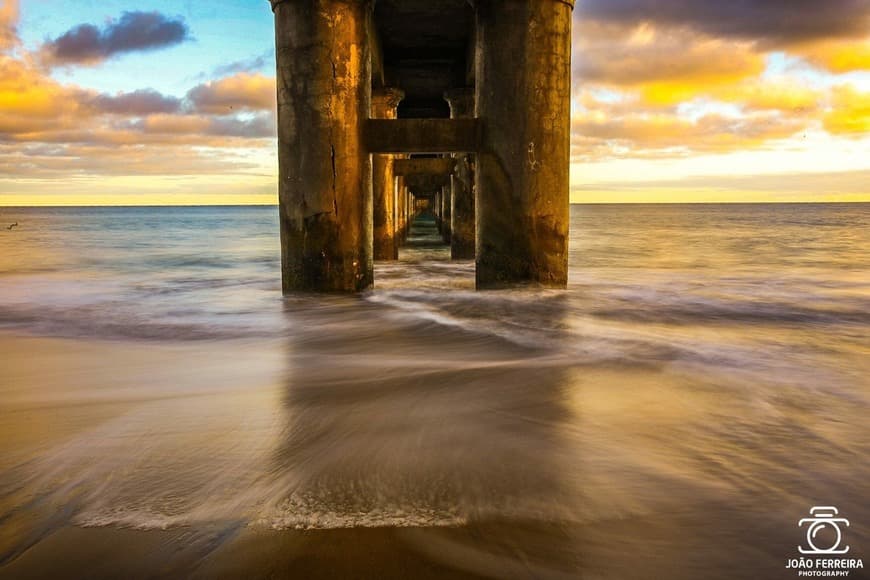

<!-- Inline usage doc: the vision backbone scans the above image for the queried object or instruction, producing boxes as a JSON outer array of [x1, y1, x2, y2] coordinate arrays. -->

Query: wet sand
[[2, 331, 866, 579], [0, 510, 800, 580]]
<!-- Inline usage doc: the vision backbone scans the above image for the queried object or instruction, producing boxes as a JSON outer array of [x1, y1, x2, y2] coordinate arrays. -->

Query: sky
[[0, 0, 868, 205]]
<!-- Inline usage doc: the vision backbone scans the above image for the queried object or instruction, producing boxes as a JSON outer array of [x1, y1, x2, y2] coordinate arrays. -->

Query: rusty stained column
[[475, 0, 573, 288], [272, 0, 372, 292], [371, 88, 404, 261], [444, 88, 475, 259]]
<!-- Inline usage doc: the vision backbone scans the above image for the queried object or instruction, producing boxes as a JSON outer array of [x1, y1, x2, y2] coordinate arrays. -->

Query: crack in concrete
[[330, 143, 338, 217], [329, 57, 339, 218]]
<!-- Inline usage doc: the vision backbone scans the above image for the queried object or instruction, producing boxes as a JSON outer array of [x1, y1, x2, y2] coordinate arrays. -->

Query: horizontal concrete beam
[[365, 119, 479, 154], [393, 157, 456, 177], [405, 173, 451, 191]]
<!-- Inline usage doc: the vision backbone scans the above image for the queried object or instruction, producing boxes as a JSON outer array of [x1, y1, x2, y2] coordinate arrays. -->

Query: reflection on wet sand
[[263, 292, 580, 577]]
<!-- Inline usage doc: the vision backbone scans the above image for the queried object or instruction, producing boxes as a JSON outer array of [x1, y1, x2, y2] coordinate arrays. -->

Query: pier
[[271, 0, 573, 292]]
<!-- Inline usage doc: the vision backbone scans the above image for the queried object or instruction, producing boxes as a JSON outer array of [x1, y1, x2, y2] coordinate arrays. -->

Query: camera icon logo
[[798, 506, 850, 555]]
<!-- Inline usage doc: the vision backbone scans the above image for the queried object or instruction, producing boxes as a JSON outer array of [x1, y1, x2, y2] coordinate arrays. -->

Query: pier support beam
[[371, 88, 404, 261], [444, 88, 476, 259], [475, 0, 573, 288], [273, 0, 372, 292]]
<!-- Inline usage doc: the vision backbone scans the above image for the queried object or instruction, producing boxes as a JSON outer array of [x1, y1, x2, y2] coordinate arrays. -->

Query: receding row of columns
[[271, 0, 573, 292], [371, 88, 404, 261], [445, 88, 475, 260]]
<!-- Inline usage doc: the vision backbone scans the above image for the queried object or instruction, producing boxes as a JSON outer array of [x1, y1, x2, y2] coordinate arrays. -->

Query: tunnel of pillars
[[271, 0, 573, 292]]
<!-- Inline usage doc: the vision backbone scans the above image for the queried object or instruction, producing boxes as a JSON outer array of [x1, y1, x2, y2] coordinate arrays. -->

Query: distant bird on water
[[7, 222, 18, 230]]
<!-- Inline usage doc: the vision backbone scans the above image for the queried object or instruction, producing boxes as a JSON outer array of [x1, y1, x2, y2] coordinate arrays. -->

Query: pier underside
[[271, 0, 573, 292]]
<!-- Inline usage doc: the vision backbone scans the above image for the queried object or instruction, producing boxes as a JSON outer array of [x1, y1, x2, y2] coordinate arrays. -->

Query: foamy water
[[0, 204, 868, 577]]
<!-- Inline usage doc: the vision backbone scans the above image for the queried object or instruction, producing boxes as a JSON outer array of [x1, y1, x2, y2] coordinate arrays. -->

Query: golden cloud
[[0, 141, 269, 178], [0, 57, 89, 119], [797, 38, 870, 73], [186, 73, 276, 114], [0, 0, 18, 52], [0, 45, 276, 179], [574, 22, 765, 105], [824, 85, 870, 135], [571, 91, 810, 162], [712, 80, 823, 113]]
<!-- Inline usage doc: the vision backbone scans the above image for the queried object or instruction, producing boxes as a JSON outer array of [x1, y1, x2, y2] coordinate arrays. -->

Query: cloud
[[713, 80, 823, 113], [798, 38, 870, 73], [41, 11, 189, 66], [130, 112, 275, 139], [576, 0, 870, 46], [576, 169, 870, 194], [0, 56, 88, 122], [0, 50, 276, 181], [212, 50, 273, 77], [186, 73, 275, 114], [0, 0, 18, 52], [0, 141, 268, 178], [91, 89, 182, 115], [567, 13, 839, 161], [570, 94, 810, 162], [824, 85, 870, 135], [573, 1, 870, 78], [574, 23, 765, 104]]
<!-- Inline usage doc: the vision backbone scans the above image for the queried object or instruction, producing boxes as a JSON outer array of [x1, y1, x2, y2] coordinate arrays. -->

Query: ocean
[[0, 204, 868, 579]]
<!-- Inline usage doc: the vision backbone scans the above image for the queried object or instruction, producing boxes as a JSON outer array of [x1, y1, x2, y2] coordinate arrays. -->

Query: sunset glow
[[0, 0, 868, 204]]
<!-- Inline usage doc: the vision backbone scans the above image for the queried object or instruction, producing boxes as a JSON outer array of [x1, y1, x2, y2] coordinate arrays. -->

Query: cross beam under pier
[[393, 158, 456, 178], [365, 119, 479, 154]]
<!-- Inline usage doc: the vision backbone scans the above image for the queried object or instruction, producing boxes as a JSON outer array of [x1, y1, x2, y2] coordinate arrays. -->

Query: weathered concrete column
[[397, 177, 407, 240], [392, 175, 400, 244], [441, 184, 452, 244], [371, 88, 404, 261], [394, 174, 404, 243], [444, 88, 476, 259], [475, 0, 573, 288], [406, 189, 413, 233], [272, 0, 372, 292], [434, 189, 442, 232]]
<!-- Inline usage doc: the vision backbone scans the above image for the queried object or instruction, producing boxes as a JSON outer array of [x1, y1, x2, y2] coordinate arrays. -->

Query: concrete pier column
[[272, 0, 372, 292], [441, 184, 452, 244], [398, 179, 407, 240], [444, 88, 476, 259], [394, 174, 404, 242], [406, 189, 413, 233], [434, 189, 442, 232], [371, 88, 404, 261], [475, 0, 573, 288]]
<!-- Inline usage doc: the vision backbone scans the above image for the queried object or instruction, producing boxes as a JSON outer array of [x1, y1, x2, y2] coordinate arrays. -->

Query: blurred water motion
[[0, 204, 867, 578]]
